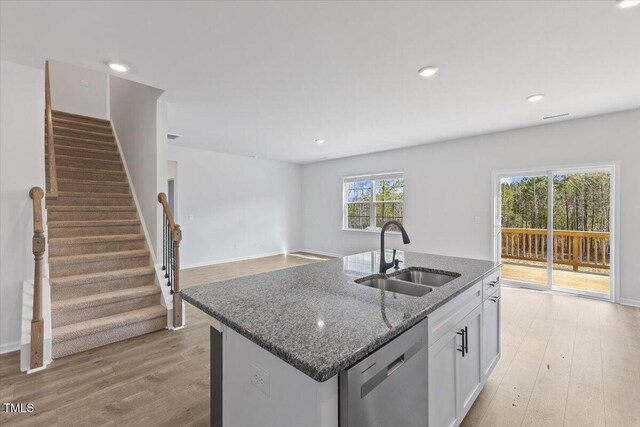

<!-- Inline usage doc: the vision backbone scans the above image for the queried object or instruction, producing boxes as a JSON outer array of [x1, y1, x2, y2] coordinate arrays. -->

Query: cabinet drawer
[[482, 269, 500, 299], [427, 282, 482, 347]]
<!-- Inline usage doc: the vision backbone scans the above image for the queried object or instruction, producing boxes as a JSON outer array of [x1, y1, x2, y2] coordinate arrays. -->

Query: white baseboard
[[619, 298, 640, 307], [0, 340, 20, 355], [293, 248, 344, 258]]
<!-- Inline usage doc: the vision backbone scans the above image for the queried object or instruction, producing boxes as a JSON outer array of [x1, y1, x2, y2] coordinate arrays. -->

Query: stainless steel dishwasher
[[339, 318, 428, 427]]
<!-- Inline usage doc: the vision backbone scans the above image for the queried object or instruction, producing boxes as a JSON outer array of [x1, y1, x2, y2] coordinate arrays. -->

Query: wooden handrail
[[158, 193, 183, 328], [29, 187, 45, 370], [501, 227, 610, 271], [45, 60, 58, 198]]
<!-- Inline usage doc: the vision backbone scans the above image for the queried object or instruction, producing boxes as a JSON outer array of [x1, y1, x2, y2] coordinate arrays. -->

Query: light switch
[[188, 214, 194, 220], [473, 216, 481, 224], [80, 79, 89, 87]]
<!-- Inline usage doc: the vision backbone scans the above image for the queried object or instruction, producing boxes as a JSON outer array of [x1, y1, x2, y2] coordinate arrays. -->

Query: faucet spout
[[379, 220, 411, 273]]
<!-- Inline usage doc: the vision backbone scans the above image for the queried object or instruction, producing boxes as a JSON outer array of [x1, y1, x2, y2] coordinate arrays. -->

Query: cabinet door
[[428, 329, 459, 427], [482, 290, 501, 378], [456, 304, 483, 418]]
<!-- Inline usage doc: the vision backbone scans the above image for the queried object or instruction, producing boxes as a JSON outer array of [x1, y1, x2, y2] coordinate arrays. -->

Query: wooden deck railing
[[29, 187, 45, 370], [158, 193, 183, 328], [501, 228, 610, 270], [44, 60, 58, 198]]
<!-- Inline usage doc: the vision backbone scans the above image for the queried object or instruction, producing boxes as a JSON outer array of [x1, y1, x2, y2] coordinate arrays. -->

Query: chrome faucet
[[379, 220, 411, 273]]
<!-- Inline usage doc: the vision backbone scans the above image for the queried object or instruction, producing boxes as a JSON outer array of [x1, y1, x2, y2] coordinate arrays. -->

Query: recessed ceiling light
[[317, 320, 325, 327], [526, 94, 545, 103], [418, 66, 439, 78], [315, 139, 325, 144], [616, 0, 640, 8], [106, 61, 129, 72]]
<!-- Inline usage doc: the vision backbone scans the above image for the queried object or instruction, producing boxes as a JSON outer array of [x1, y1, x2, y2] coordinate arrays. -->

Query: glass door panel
[[499, 175, 549, 289], [552, 171, 611, 297]]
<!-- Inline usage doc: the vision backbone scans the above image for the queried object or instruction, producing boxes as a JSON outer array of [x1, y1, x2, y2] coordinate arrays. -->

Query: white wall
[[0, 60, 45, 352], [167, 145, 302, 267], [301, 109, 640, 302], [109, 76, 164, 262], [49, 60, 108, 119]]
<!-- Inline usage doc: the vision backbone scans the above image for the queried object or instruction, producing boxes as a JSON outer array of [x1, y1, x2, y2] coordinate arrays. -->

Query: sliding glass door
[[499, 174, 549, 290], [496, 165, 613, 299], [551, 170, 611, 297]]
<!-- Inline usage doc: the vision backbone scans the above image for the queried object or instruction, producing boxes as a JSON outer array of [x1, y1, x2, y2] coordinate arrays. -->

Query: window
[[343, 171, 404, 231]]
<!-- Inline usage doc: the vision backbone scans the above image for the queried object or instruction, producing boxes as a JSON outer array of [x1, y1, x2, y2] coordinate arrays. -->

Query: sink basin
[[391, 269, 459, 287], [356, 278, 433, 297]]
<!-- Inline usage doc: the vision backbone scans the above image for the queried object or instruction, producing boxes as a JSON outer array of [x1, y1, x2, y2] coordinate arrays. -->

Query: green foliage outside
[[346, 178, 404, 230], [501, 173, 610, 232]]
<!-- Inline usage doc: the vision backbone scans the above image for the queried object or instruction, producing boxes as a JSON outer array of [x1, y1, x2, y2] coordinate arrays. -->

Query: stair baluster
[[158, 193, 183, 328]]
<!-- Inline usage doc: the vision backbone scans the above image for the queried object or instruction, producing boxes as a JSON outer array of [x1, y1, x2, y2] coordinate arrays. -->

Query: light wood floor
[[1, 253, 638, 427], [502, 262, 610, 295], [462, 287, 640, 427]]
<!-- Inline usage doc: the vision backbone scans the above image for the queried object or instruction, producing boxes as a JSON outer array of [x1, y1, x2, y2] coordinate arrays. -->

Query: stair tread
[[52, 117, 111, 131], [52, 110, 110, 125], [48, 219, 140, 227], [53, 305, 166, 342], [56, 178, 129, 186], [50, 266, 156, 287], [47, 134, 116, 148], [53, 125, 113, 138], [55, 191, 132, 198], [49, 233, 145, 244], [47, 206, 136, 212], [49, 144, 119, 156], [49, 249, 149, 265], [56, 166, 124, 175], [55, 154, 121, 164], [52, 285, 160, 311]]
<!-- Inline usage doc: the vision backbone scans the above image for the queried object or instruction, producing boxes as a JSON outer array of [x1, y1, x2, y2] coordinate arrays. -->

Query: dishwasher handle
[[359, 340, 422, 398], [387, 354, 405, 376]]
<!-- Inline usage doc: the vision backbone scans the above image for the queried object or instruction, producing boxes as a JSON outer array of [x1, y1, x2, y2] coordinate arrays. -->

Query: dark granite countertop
[[181, 250, 500, 382]]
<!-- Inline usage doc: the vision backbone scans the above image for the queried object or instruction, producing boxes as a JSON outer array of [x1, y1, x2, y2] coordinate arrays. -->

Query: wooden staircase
[[46, 110, 166, 359]]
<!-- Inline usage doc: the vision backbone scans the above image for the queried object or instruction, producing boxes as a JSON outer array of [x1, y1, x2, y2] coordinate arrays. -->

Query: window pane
[[347, 203, 371, 229], [375, 178, 404, 201], [346, 180, 372, 202], [375, 202, 403, 230]]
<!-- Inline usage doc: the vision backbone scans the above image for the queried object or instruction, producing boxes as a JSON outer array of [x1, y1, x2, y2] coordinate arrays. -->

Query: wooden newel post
[[29, 187, 45, 370], [172, 225, 182, 328]]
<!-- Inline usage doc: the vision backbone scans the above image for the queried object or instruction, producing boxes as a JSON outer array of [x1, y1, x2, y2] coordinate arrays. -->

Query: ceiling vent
[[543, 113, 570, 120], [167, 133, 182, 140]]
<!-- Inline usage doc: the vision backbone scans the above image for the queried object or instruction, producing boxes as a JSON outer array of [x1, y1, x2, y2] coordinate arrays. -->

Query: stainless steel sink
[[356, 278, 433, 297], [391, 269, 458, 287]]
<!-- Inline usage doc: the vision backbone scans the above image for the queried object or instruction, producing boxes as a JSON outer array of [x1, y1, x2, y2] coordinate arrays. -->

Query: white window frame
[[342, 171, 404, 233]]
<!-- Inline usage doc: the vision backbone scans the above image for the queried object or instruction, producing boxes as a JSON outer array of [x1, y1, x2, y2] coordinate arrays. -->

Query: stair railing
[[45, 60, 58, 198], [158, 193, 183, 327], [29, 187, 45, 370]]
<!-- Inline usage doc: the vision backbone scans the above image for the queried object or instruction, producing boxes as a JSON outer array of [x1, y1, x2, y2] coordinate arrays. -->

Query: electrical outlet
[[250, 364, 270, 397], [473, 216, 480, 224]]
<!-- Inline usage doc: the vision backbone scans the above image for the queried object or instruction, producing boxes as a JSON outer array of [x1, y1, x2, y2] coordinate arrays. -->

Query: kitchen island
[[181, 250, 501, 427]]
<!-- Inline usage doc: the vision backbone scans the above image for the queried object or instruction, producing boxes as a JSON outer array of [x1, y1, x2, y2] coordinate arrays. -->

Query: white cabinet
[[482, 288, 501, 378], [428, 328, 459, 427], [427, 268, 501, 427], [457, 304, 483, 417]]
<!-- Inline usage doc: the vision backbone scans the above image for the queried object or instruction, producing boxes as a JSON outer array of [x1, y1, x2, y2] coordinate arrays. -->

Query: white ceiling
[[2, 1, 639, 164]]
